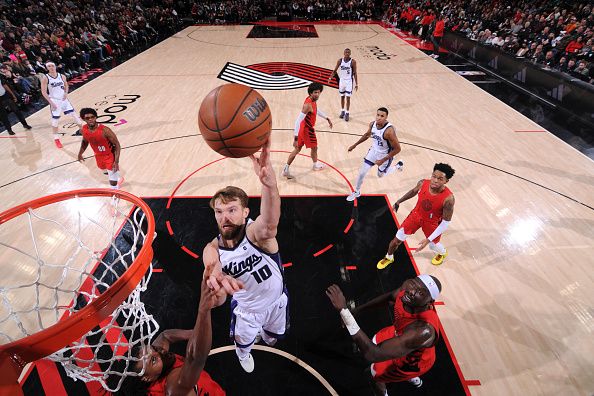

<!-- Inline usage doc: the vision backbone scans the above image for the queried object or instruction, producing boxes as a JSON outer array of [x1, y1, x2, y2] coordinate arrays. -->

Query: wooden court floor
[[1, 23, 593, 395]]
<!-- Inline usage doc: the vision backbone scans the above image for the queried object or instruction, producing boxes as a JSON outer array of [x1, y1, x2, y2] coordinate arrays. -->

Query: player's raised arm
[[166, 279, 221, 395], [248, 138, 280, 247]]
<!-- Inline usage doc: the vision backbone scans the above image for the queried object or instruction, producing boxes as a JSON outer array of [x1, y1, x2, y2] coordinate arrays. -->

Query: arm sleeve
[[294, 112, 306, 136], [317, 108, 328, 120], [428, 219, 450, 242]]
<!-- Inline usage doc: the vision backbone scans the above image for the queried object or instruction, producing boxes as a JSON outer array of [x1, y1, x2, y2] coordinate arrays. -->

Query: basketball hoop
[[0, 189, 158, 395]]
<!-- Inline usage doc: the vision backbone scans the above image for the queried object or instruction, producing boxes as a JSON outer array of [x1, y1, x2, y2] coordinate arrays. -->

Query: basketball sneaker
[[239, 353, 255, 373], [431, 250, 448, 265], [377, 256, 394, 270], [339, 110, 345, 119], [346, 190, 361, 201], [395, 160, 404, 171], [345, 113, 350, 122], [54, 139, 63, 149], [281, 168, 294, 179], [71, 129, 82, 136], [408, 377, 423, 388], [313, 163, 325, 171]]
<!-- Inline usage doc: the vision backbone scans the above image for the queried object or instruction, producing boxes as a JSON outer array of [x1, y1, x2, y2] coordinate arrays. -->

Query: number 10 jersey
[[218, 219, 284, 312]]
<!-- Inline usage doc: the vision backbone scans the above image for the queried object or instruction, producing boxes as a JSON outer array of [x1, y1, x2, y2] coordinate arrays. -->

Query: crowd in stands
[[2, 0, 592, 131], [189, 1, 377, 24], [0, 0, 184, 121], [383, 1, 594, 84]]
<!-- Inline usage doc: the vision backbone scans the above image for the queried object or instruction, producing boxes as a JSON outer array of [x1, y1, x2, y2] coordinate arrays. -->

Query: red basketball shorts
[[95, 154, 115, 171], [298, 127, 317, 148], [400, 211, 442, 242]]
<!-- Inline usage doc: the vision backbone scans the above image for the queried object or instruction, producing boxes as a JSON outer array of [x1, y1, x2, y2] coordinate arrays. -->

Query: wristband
[[340, 308, 361, 335]]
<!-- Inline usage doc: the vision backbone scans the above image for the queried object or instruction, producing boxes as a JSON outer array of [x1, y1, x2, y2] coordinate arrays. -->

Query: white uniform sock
[[429, 242, 446, 255], [355, 162, 373, 191]]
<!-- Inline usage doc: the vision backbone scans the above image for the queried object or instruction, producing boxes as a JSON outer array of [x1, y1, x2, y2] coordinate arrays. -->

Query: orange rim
[[0, 189, 155, 390]]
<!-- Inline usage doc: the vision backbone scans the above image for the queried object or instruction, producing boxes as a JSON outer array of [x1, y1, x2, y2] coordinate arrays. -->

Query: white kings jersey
[[218, 220, 284, 312], [370, 121, 393, 155], [338, 58, 353, 81], [46, 73, 65, 100]]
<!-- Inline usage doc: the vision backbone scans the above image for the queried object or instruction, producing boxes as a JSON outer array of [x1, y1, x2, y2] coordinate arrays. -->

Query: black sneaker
[[23, 124, 32, 130], [339, 110, 345, 119], [72, 130, 82, 136], [8, 130, 15, 135], [345, 113, 350, 121]]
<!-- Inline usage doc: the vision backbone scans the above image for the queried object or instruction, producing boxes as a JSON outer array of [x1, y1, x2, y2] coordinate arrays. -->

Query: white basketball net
[[0, 194, 159, 392]]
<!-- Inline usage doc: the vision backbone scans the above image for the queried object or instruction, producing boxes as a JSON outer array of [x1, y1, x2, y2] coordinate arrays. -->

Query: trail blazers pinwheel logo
[[218, 62, 339, 90]]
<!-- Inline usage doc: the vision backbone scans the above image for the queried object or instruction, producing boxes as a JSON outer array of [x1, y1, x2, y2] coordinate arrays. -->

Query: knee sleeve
[[395, 227, 409, 241]]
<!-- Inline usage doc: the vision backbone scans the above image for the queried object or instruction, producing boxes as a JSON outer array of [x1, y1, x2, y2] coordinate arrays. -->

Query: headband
[[417, 274, 440, 300]]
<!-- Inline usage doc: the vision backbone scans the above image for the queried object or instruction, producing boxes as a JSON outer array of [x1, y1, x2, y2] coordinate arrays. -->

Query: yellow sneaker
[[377, 257, 394, 269], [431, 250, 448, 266]]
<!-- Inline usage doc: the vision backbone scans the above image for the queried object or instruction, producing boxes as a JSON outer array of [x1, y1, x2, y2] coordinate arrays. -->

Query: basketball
[[198, 84, 272, 158]]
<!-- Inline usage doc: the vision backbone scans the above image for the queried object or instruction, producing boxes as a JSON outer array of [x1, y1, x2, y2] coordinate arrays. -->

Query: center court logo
[[218, 62, 339, 90]]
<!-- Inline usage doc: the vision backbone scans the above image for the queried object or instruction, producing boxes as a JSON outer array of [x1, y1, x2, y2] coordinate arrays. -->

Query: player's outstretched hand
[[206, 272, 243, 306], [326, 284, 347, 311], [416, 238, 430, 252], [249, 138, 275, 187], [77, 154, 85, 163], [199, 277, 223, 311]]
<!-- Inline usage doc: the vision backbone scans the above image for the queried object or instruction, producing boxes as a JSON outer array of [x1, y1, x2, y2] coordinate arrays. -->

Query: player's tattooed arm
[[442, 195, 455, 221]]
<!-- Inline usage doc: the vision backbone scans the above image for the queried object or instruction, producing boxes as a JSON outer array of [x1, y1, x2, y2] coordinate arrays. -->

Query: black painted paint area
[[143, 196, 467, 396], [247, 25, 318, 38]]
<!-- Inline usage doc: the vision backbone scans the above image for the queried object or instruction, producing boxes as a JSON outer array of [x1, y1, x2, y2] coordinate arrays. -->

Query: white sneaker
[[346, 190, 361, 201], [239, 353, 255, 373], [313, 163, 325, 171], [281, 168, 295, 179], [408, 376, 423, 388]]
